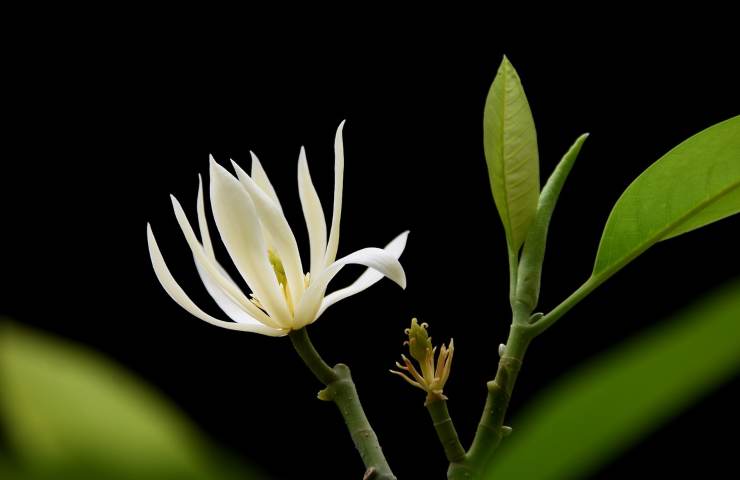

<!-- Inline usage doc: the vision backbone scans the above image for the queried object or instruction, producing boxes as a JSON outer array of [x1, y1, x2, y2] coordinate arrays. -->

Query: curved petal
[[318, 231, 409, 317], [193, 261, 264, 326], [250, 151, 282, 210], [298, 146, 327, 276], [147, 224, 286, 337], [294, 246, 407, 328], [194, 174, 276, 326], [196, 174, 214, 258], [323, 120, 345, 267], [171, 195, 284, 330], [231, 160, 305, 306], [208, 159, 293, 327]]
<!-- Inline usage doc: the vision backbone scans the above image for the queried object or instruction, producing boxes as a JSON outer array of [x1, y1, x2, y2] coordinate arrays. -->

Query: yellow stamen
[[267, 249, 288, 287]]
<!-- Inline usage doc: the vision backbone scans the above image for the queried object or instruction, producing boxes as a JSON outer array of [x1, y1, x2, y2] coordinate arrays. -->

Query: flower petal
[[208, 159, 292, 326], [196, 174, 214, 258], [193, 260, 264, 326], [193, 180, 280, 327], [323, 120, 345, 267], [171, 194, 284, 330], [318, 231, 409, 317], [250, 151, 282, 210], [297, 146, 328, 276], [146, 224, 286, 337], [231, 159, 305, 306], [294, 246, 407, 328]]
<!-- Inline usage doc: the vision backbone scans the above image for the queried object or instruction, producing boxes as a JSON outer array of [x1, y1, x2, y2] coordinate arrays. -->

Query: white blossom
[[147, 122, 408, 336]]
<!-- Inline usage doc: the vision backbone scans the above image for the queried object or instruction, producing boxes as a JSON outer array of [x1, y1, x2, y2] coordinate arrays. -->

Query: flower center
[[267, 249, 294, 317], [250, 250, 311, 321], [267, 249, 287, 286]]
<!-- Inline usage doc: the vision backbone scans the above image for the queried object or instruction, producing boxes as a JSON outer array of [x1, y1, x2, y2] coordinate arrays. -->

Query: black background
[[3, 10, 739, 479]]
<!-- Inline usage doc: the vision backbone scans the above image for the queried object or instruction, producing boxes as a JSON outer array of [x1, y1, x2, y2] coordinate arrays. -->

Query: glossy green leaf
[[484, 55, 540, 252], [593, 116, 740, 279], [0, 322, 256, 479], [485, 278, 740, 479]]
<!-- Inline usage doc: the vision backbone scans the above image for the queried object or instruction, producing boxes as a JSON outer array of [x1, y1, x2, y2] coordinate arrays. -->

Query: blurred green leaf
[[0, 322, 258, 479], [593, 116, 740, 279], [484, 55, 540, 252], [484, 278, 740, 479]]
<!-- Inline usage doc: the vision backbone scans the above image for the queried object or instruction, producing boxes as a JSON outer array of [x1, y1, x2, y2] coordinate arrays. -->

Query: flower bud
[[391, 318, 454, 404]]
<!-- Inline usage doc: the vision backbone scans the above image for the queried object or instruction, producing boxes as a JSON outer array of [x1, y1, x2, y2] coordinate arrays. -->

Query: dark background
[[3, 11, 739, 479]]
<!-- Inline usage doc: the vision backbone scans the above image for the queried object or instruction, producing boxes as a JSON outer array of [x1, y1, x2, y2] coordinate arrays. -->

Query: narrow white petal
[[319, 231, 409, 316], [250, 151, 282, 209], [146, 224, 286, 337], [208, 159, 293, 327], [294, 245, 407, 328], [193, 260, 264, 326], [323, 120, 345, 267], [231, 160, 305, 306], [196, 179, 267, 326], [171, 194, 284, 330], [297, 146, 328, 276], [196, 174, 214, 258]]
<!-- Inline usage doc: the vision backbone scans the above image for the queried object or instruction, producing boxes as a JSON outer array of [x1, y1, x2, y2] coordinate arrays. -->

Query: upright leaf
[[0, 322, 257, 479], [485, 278, 740, 479], [516, 134, 589, 309], [484, 55, 540, 252], [593, 115, 740, 279]]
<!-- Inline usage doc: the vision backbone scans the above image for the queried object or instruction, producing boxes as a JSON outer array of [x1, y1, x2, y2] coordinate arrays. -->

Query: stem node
[[289, 328, 396, 479]]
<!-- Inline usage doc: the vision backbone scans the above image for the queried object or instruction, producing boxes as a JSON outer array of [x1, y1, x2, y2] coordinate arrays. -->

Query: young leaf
[[593, 115, 740, 279], [0, 322, 257, 479], [516, 134, 589, 310], [485, 278, 740, 479], [484, 55, 540, 253]]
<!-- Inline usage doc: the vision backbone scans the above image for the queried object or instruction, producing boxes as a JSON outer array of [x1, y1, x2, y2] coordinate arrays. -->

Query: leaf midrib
[[593, 177, 740, 282], [499, 60, 512, 246]]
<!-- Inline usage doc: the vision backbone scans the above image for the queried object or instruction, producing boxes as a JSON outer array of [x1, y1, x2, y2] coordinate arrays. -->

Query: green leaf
[[593, 115, 740, 279], [516, 133, 589, 310], [484, 55, 540, 252], [484, 278, 740, 479], [0, 322, 257, 479]]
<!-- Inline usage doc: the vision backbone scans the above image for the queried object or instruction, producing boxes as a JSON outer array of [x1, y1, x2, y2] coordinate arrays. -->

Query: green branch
[[426, 397, 466, 465], [531, 276, 601, 335], [289, 328, 396, 480], [459, 323, 534, 478], [448, 134, 591, 477]]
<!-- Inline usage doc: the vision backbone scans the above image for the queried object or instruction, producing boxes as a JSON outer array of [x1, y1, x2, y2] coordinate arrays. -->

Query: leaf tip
[[500, 54, 512, 70]]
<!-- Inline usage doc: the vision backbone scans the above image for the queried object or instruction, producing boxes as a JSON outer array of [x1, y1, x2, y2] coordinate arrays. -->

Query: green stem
[[426, 397, 466, 464], [507, 247, 519, 309], [531, 275, 602, 335], [462, 323, 533, 477], [289, 328, 396, 480]]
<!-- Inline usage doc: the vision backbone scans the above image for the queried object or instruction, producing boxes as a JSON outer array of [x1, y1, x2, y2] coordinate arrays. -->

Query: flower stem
[[289, 328, 396, 480], [426, 397, 466, 464], [290, 326, 337, 385]]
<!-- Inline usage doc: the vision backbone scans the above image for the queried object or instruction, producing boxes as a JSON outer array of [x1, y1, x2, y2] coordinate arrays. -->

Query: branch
[[289, 328, 396, 480], [461, 323, 533, 476], [426, 397, 466, 464]]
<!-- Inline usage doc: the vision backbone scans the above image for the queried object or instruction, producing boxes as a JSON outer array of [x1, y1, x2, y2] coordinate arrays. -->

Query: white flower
[[147, 122, 409, 336]]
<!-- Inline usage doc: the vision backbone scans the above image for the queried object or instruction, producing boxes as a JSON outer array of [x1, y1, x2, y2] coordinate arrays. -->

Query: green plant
[[136, 55, 738, 479]]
